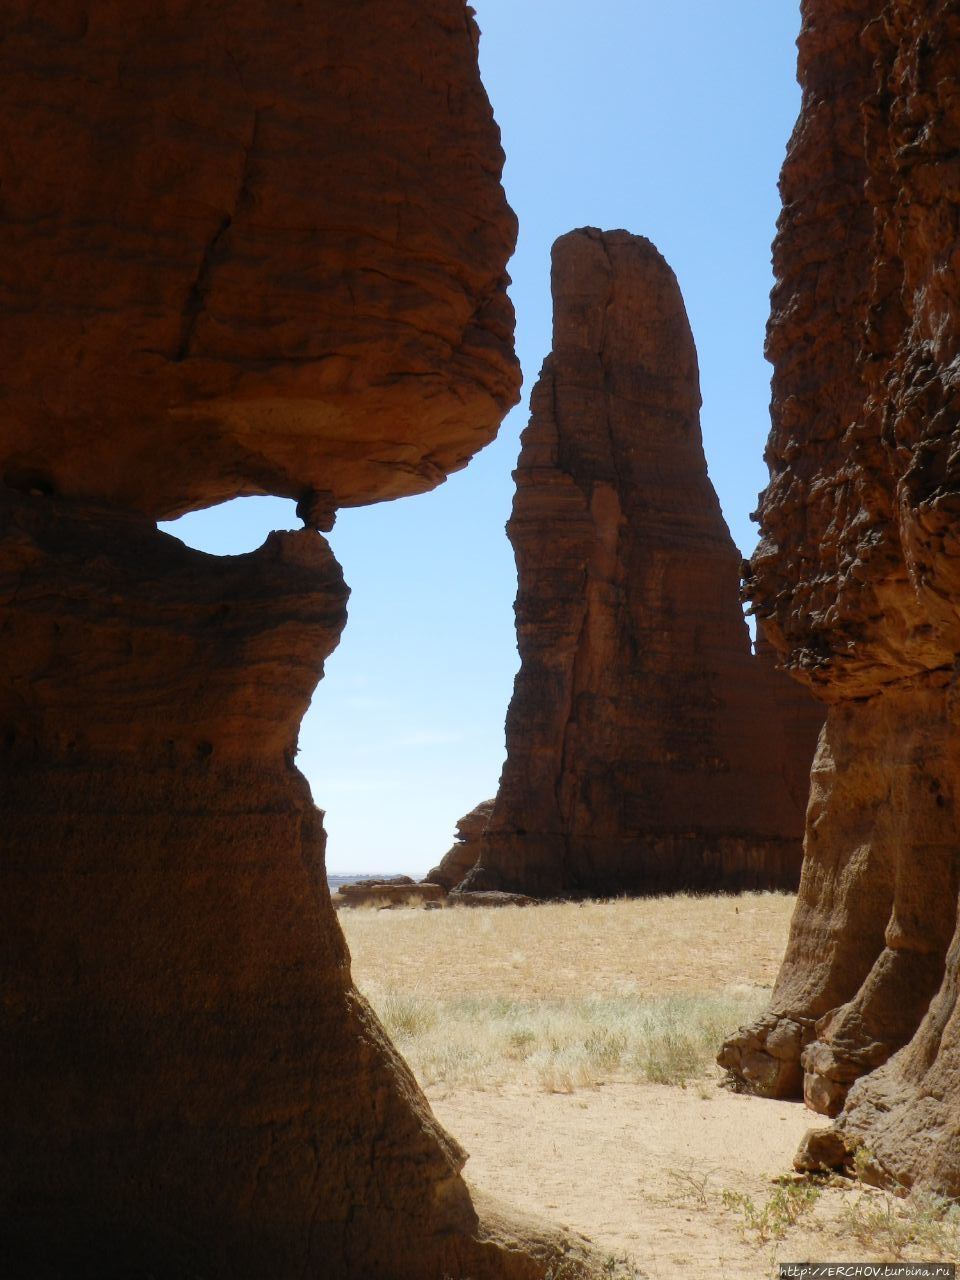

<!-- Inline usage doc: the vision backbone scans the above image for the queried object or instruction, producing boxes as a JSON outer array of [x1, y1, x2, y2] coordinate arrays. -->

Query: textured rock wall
[[465, 228, 823, 899], [0, 5, 588, 1277], [719, 0, 960, 1197], [0, 2, 518, 518]]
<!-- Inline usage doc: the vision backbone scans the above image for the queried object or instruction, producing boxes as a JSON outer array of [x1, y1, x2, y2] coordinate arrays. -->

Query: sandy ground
[[431, 1078, 960, 1277], [342, 895, 960, 1278], [430, 1079, 829, 1278]]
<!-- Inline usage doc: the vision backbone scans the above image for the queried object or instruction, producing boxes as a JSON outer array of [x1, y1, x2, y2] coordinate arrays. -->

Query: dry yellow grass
[[368, 984, 769, 1091], [340, 893, 789, 1091], [341, 891, 794, 1002]]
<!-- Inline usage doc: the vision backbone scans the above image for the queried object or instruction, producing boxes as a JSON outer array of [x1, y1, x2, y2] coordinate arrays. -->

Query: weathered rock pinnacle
[[462, 228, 823, 899]]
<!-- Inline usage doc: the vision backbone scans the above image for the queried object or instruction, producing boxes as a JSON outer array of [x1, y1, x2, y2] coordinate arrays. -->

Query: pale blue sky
[[163, 1, 803, 874]]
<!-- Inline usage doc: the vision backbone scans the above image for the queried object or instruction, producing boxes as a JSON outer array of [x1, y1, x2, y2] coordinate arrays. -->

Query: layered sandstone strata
[[463, 228, 823, 899], [719, 0, 960, 1197], [0, 4, 589, 1277]]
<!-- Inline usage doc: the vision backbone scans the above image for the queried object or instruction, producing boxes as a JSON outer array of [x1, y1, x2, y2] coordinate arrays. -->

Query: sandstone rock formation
[[334, 880, 446, 909], [0, 2, 518, 519], [0, 5, 590, 1277], [424, 798, 495, 889], [462, 228, 823, 899], [448, 889, 541, 908], [718, 0, 960, 1198]]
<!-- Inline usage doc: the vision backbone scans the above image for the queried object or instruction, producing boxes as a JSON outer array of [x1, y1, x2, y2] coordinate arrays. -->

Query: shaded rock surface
[[447, 890, 542, 909], [0, 479, 580, 1280], [0, 2, 519, 519], [719, 0, 960, 1199], [464, 228, 823, 899], [346, 874, 417, 887], [0, 5, 589, 1278]]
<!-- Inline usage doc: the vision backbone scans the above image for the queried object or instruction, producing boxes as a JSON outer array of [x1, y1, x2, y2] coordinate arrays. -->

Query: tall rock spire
[[465, 227, 823, 898]]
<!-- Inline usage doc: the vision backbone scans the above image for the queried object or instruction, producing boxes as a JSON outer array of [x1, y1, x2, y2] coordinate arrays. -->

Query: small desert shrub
[[665, 1164, 722, 1207], [839, 1183, 960, 1259], [543, 1255, 642, 1280], [374, 988, 438, 1039], [442, 1251, 642, 1280], [365, 984, 768, 1091], [721, 1179, 820, 1244]]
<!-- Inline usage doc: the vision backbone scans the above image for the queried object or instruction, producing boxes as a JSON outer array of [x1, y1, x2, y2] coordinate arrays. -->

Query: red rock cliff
[[464, 229, 823, 899], [0, 5, 589, 1277], [719, 0, 960, 1198]]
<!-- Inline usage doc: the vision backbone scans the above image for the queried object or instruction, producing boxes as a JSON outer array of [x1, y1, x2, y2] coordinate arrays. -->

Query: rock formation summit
[[461, 228, 823, 899], [0, 5, 589, 1278], [719, 0, 960, 1199]]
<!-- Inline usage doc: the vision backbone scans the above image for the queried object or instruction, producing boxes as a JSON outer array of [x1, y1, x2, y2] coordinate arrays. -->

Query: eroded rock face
[[0, 5, 587, 1277], [0, 2, 519, 518], [464, 228, 823, 899], [719, 688, 960, 1110], [719, 0, 960, 1197], [424, 798, 495, 890]]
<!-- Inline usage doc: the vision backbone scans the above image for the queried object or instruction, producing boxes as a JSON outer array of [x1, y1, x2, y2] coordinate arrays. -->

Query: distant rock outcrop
[[0, 5, 589, 1278], [461, 228, 823, 899], [334, 879, 445, 910], [424, 799, 495, 890], [718, 0, 960, 1199]]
